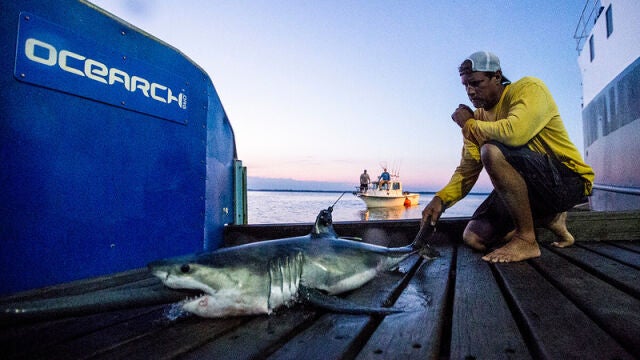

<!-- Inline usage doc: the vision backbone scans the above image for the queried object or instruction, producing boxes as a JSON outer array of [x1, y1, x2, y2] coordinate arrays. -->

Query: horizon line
[[247, 188, 492, 195]]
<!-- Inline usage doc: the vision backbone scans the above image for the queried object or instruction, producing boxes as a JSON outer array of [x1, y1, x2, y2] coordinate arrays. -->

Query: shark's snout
[[151, 270, 169, 281]]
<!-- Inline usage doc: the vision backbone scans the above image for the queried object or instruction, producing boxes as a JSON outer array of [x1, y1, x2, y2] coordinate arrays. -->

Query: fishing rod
[[329, 191, 347, 211]]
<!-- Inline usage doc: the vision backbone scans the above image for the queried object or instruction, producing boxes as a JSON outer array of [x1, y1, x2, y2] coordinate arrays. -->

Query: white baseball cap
[[465, 51, 511, 84]]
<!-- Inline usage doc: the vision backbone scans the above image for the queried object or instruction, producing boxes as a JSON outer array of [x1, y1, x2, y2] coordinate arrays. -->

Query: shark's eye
[[180, 264, 191, 273]]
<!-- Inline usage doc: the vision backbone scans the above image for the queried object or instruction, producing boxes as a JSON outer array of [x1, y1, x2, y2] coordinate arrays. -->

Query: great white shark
[[149, 206, 439, 318]]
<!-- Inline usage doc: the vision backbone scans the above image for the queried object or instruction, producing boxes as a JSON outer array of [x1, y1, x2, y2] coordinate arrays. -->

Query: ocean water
[[247, 190, 489, 224]]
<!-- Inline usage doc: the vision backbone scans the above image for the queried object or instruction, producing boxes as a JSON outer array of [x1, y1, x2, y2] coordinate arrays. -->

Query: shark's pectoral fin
[[298, 285, 402, 315]]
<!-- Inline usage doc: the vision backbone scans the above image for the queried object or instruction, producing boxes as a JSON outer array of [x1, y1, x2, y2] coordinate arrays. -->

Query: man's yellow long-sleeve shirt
[[436, 77, 594, 209]]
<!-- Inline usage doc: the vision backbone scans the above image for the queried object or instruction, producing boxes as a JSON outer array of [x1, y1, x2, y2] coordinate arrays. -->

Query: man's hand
[[421, 196, 444, 227], [451, 104, 474, 128]]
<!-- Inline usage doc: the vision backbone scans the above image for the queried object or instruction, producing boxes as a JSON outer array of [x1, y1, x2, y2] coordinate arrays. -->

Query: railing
[[573, 0, 603, 53], [593, 183, 640, 195]]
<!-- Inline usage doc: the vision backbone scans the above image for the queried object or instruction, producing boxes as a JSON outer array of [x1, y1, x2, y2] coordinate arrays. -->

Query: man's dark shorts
[[471, 141, 587, 238]]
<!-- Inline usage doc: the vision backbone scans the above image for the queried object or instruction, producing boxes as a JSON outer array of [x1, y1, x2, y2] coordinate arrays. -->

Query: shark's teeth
[[163, 293, 207, 321]]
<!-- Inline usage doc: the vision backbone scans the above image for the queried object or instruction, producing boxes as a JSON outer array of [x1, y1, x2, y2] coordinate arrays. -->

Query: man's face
[[460, 72, 502, 110]]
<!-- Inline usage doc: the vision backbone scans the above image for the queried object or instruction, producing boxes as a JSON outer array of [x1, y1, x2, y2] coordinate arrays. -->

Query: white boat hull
[[577, 0, 640, 211], [356, 192, 420, 208]]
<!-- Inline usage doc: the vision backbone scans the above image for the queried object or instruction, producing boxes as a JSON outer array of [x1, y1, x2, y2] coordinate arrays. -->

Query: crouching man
[[422, 51, 594, 263]]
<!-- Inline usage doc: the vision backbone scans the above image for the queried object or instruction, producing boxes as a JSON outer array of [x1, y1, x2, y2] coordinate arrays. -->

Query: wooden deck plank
[[355, 243, 454, 360], [567, 211, 640, 241], [612, 240, 640, 253], [177, 308, 317, 360], [577, 242, 640, 268], [532, 247, 640, 355], [89, 315, 248, 360], [494, 261, 634, 359], [30, 307, 172, 360], [0, 269, 151, 304], [450, 246, 531, 360], [544, 244, 640, 298], [535, 210, 640, 243], [268, 313, 374, 360], [1, 306, 162, 360], [266, 258, 418, 359]]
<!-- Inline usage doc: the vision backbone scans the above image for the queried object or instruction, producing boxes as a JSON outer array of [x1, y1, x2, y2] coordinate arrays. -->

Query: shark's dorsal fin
[[310, 207, 338, 239]]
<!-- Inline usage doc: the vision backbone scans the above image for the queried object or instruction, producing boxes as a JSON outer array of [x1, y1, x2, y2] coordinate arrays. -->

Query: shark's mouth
[[163, 293, 206, 321]]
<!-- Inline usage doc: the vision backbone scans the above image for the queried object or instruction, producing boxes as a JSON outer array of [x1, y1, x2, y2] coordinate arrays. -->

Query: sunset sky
[[90, 0, 589, 192]]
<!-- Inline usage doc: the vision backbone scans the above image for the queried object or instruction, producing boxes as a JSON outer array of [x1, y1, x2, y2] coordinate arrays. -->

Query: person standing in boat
[[421, 51, 594, 263], [359, 169, 371, 192], [378, 168, 391, 190]]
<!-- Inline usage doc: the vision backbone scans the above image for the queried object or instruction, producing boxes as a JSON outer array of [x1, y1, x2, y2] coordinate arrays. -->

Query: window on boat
[[589, 35, 595, 62], [606, 5, 613, 38]]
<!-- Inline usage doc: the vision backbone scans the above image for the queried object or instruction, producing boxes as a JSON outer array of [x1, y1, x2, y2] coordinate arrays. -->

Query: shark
[[148, 206, 439, 318]]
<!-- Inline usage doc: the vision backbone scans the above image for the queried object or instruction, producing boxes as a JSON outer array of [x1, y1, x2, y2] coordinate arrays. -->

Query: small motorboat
[[354, 179, 420, 208]]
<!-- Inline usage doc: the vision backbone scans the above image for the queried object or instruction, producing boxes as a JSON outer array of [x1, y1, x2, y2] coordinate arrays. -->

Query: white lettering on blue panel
[[14, 12, 189, 124]]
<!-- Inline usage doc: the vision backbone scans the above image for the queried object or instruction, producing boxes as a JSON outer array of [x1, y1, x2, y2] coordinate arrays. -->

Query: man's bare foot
[[481, 234, 541, 263], [464, 230, 517, 252], [503, 230, 515, 242], [551, 233, 574, 248], [543, 212, 575, 248], [491, 230, 516, 248]]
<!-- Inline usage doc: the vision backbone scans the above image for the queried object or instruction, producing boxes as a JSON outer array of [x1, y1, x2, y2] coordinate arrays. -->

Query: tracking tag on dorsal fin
[[310, 207, 338, 239]]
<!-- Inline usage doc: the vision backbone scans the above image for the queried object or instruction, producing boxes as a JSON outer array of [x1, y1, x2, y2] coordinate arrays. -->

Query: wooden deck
[[1, 211, 639, 359]]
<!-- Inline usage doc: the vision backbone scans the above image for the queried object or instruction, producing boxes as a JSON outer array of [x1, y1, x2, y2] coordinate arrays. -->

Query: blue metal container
[[0, 0, 238, 295]]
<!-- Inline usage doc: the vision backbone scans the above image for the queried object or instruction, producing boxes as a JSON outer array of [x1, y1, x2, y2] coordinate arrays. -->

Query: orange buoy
[[404, 197, 411, 207]]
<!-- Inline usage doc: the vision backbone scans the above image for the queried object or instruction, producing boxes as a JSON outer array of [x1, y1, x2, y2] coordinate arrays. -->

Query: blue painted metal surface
[[0, 0, 237, 295]]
